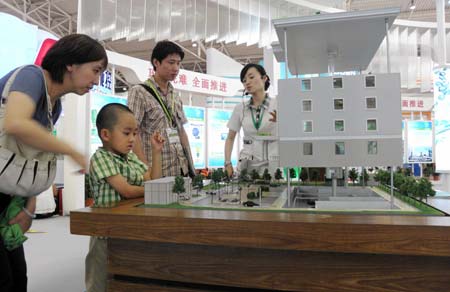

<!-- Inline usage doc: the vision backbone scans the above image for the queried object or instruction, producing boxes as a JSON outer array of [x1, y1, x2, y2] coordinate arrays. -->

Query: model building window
[[335, 142, 345, 155], [333, 77, 343, 89], [367, 119, 377, 131], [303, 120, 313, 132], [334, 120, 345, 132], [365, 75, 376, 88], [303, 142, 313, 155], [301, 79, 312, 91], [368, 141, 378, 155], [366, 97, 377, 109], [334, 98, 344, 111], [302, 100, 312, 112]]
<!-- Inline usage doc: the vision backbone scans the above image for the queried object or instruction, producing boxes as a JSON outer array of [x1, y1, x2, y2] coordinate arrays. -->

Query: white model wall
[[278, 73, 402, 167]]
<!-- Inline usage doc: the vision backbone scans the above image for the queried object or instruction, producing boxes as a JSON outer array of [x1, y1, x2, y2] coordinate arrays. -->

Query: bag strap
[[1, 65, 53, 131], [140, 83, 176, 128], [140, 83, 163, 108]]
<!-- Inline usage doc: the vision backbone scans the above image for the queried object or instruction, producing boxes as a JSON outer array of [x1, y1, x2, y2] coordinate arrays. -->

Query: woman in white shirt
[[225, 64, 277, 177]]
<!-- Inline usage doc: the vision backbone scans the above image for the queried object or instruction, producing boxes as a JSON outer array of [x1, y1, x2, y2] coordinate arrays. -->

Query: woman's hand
[[269, 110, 277, 122], [150, 131, 165, 152], [225, 164, 234, 177], [9, 210, 32, 233], [69, 150, 87, 174]]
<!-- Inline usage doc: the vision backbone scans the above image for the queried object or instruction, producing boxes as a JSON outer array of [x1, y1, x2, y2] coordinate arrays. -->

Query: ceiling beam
[[174, 41, 207, 62], [0, 0, 61, 36]]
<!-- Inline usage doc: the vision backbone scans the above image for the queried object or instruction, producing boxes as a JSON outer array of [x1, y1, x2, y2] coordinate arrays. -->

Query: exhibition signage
[[406, 121, 433, 163], [183, 106, 206, 169], [433, 66, 450, 172], [149, 68, 242, 97], [206, 108, 238, 168], [401, 96, 433, 112], [98, 69, 113, 95]]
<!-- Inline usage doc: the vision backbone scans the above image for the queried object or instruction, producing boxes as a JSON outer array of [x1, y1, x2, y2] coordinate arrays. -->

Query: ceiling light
[[409, 0, 416, 10], [192, 42, 198, 47]]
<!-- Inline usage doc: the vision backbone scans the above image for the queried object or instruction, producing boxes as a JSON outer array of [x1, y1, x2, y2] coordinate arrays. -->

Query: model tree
[[211, 169, 222, 189], [239, 169, 249, 183], [299, 168, 309, 184], [359, 168, 369, 186], [212, 168, 225, 198], [348, 168, 358, 185], [222, 169, 230, 194], [263, 168, 271, 183], [274, 168, 283, 183], [192, 174, 204, 196], [416, 177, 436, 202], [172, 176, 186, 202], [399, 176, 416, 196], [289, 168, 296, 181], [251, 169, 260, 183]]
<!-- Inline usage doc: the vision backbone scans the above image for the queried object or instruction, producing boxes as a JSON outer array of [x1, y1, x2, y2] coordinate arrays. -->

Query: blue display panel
[[407, 121, 433, 163], [183, 106, 206, 169], [90, 93, 127, 155], [207, 108, 238, 168], [434, 67, 450, 172]]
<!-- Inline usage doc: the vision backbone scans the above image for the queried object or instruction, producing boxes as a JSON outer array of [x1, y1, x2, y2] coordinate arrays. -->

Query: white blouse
[[227, 96, 278, 163]]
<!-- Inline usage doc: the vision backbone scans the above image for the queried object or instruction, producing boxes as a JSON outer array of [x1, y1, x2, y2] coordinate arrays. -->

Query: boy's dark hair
[[96, 103, 133, 140], [151, 41, 184, 69], [240, 63, 271, 91], [42, 34, 108, 83]]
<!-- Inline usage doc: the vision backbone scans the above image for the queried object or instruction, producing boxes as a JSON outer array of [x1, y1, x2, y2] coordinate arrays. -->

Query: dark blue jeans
[[0, 194, 27, 292]]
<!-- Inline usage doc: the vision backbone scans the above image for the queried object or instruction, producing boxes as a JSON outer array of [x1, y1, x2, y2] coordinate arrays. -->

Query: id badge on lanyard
[[166, 127, 180, 144]]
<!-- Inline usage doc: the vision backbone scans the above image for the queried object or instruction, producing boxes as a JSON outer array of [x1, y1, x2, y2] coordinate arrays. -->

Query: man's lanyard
[[250, 106, 265, 130], [145, 80, 175, 126]]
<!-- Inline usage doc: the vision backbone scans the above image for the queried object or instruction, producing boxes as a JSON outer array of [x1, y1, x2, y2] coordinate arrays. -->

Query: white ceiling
[[0, 0, 449, 73]]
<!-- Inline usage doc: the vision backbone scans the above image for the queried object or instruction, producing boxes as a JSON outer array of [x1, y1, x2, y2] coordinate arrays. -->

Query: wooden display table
[[70, 199, 450, 292]]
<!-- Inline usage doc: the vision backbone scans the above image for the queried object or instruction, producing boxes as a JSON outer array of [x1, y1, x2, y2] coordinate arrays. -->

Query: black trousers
[[0, 194, 27, 292]]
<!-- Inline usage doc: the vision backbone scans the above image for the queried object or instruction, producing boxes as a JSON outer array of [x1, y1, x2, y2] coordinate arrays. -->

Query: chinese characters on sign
[[174, 74, 229, 93], [401, 97, 433, 111], [98, 70, 113, 94], [149, 68, 241, 96]]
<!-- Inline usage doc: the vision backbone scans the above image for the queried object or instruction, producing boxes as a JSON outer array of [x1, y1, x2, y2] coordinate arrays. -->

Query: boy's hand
[[150, 131, 165, 152]]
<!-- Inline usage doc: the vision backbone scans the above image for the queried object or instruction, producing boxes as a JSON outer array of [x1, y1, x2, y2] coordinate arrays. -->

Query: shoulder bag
[[0, 66, 57, 197]]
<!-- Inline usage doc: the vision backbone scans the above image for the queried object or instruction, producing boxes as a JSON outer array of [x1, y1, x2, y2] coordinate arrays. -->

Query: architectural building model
[[145, 176, 192, 204], [278, 73, 403, 168]]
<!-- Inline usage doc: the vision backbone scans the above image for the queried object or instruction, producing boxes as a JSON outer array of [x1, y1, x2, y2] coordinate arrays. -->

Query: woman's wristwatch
[[224, 161, 232, 167]]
